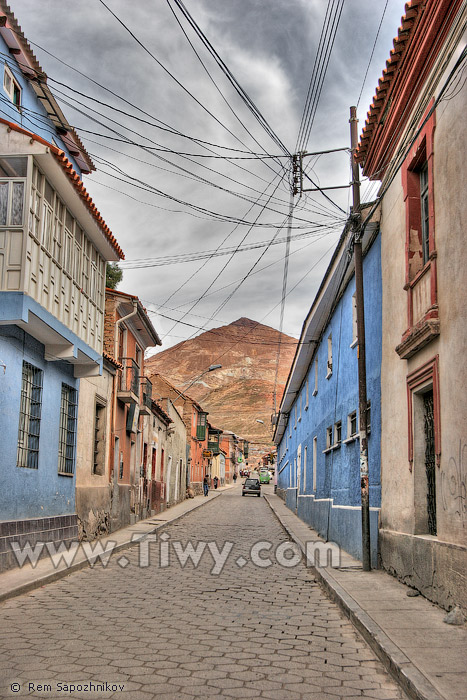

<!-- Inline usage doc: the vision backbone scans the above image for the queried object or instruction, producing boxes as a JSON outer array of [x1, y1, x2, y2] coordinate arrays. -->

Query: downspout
[[110, 300, 139, 490]]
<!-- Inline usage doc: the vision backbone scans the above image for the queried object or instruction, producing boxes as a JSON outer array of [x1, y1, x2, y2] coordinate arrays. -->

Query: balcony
[[208, 430, 221, 456], [140, 377, 153, 415], [117, 358, 140, 404]]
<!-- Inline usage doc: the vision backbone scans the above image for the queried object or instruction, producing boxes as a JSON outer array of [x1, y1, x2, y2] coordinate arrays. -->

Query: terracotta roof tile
[[355, 0, 423, 166]]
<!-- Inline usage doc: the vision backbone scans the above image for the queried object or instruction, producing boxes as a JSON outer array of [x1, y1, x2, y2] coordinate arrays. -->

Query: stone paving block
[[0, 490, 408, 700]]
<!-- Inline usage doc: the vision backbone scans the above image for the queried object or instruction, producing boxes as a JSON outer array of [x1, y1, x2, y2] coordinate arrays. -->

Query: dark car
[[242, 478, 261, 497]]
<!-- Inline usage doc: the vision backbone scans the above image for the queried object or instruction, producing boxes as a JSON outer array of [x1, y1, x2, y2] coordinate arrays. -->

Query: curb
[[0, 489, 228, 605], [264, 494, 445, 700]]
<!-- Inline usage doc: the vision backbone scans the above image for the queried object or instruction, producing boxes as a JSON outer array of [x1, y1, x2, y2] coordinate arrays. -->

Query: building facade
[[75, 353, 118, 540], [148, 373, 212, 495], [0, 2, 123, 571], [274, 222, 382, 564], [356, 0, 466, 610], [103, 289, 161, 530]]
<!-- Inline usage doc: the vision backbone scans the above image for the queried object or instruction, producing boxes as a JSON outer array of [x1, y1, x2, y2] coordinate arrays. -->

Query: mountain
[[145, 318, 297, 451]]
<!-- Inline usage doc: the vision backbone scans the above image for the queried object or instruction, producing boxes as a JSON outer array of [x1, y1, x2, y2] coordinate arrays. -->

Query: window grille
[[93, 400, 106, 475], [17, 362, 43, 469], [58, 384, 78, 475]]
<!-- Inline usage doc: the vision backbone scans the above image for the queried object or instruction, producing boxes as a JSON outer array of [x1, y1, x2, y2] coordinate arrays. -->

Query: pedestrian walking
[[213, 476, 219, 489], [233, 472, 237, 483], [203, 475, 209, 497]]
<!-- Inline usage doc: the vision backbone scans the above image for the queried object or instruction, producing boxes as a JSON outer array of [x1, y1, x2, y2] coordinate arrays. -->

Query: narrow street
[[1, 487, 407, 700]]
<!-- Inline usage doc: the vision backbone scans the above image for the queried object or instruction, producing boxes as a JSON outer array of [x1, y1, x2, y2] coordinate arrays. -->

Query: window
[[327, 335, 332, 378], [351, 293, 358, 347], [0, 155, 27, 227], [302, 445, 307, 493], [93, 398, 106, 475], [398, 104, 438, 359], [334, 421, 342, 445], [347, 410, 357, 439], [196, 412, 208, 441], [3, 64, 21, 108], [420, 163, 429, 265], [313, 357, 318, 396], [58, 384, 78, 475], [312, 437, 317, 491], [326, 426, 333, 449], [17, 361, 43, 469]]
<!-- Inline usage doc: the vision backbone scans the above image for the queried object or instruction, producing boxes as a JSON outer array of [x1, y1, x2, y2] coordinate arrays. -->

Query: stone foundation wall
[[380, 529, 467, 614], [0, 514, 78, 573], [76, 486, 111, 541]]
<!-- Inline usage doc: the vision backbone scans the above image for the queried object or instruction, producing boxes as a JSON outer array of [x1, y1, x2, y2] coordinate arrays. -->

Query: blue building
[[274, 221, 381, 565], [0, 3, 123, 571]]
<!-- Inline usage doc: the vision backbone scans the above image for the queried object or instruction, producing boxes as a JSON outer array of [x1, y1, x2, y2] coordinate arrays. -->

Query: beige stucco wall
[[380, 48, 467, 546], [75, 364, 114, 539], [164, 400, 187, 506], [378, 30, 467, 610]]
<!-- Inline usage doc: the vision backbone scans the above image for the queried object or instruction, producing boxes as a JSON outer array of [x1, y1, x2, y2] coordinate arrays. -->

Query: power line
[[97, 0, 288, 161], [356, 0, 390, 108], [170, 0, 291, 156]]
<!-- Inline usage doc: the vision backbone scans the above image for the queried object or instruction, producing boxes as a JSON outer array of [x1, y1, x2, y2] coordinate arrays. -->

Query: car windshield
[[245, 479, 259, 486]]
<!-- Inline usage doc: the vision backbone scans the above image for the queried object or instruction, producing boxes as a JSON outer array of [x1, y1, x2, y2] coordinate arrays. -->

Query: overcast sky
[[11, 0, 404, 352]]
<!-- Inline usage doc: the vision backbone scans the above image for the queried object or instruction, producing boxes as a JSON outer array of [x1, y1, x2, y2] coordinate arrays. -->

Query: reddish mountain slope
[[145, 318, 297, 450]]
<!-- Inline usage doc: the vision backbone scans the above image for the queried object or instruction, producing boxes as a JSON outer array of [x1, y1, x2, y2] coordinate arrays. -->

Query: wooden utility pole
[[349, 106, 371, 571]]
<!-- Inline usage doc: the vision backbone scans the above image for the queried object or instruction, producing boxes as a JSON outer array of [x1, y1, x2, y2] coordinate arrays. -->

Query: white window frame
[[312, 437, 317, 491], [313, 357, 318, 396], [334, 420, 342, 446], [3, 63, 21, 108], [326, 334, 333, 379], [345, 410, 358, 443], [351, 293, 358, 348]]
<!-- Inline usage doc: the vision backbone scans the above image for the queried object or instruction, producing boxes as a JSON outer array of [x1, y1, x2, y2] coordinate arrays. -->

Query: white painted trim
[[278, 460, 289, 475], [297, 493, 380, 512]]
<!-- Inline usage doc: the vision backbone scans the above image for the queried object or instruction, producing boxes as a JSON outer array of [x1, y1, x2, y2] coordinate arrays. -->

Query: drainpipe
[[110, 300, 139, 488]]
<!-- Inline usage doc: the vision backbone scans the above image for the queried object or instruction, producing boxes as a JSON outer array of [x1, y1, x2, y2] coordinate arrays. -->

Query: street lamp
[[180, 364, 222, 392], [256, 419, 264, 424]]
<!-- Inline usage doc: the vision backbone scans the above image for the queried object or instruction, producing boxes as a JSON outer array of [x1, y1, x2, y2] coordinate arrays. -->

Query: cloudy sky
[[11, 0, 404, 352]]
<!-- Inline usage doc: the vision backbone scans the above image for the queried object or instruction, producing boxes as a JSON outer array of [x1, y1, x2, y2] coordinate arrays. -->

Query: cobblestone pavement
[[1, 488, 408, 700]]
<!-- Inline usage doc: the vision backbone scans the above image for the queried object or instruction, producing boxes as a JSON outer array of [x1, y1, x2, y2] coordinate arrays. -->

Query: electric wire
[[356, 0, 390, 109]]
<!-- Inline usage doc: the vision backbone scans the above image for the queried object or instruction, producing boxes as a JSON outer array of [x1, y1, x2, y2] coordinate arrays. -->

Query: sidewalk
[[264, 492, 466, 700], [0, 485, 232, 604]]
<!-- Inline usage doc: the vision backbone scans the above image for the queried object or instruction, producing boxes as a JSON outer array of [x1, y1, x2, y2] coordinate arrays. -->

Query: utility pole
[[349, 105, 371, 572]]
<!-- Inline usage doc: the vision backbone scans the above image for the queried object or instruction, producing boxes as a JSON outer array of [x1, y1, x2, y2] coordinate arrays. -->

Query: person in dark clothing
[[203, 475, 209, 497], [213, 476, 219, 489], [233, 472, 237, 483]]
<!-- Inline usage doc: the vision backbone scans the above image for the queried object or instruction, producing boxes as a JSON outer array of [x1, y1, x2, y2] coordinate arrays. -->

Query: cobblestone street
[[1, 488, 407, 700]]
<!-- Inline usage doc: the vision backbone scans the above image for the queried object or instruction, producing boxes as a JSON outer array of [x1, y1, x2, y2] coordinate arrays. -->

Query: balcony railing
[[117, 358, 140, 403], [140, 377, 153, 414]]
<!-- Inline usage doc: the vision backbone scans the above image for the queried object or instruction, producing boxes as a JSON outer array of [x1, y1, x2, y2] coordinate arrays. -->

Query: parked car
[[242, 478, 261, 497]]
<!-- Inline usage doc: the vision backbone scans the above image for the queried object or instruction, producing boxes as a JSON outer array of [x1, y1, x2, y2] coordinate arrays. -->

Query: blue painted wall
[[0, 326, 78, 520], [277, 234, 382, 565], [0, 39, 82, 175]]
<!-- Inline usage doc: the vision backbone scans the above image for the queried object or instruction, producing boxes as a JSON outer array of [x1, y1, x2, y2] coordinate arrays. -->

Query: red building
[[104, 289, 161, 528]]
